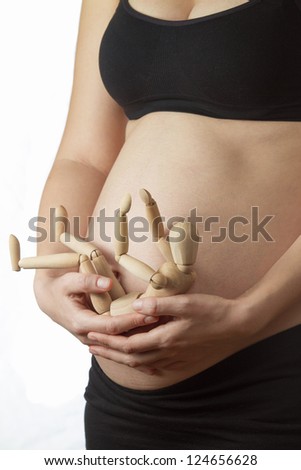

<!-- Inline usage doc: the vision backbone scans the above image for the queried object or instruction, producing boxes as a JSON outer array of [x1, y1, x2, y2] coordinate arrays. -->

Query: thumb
[[61, 272, 112, 295], [132, 294, 196, 317]]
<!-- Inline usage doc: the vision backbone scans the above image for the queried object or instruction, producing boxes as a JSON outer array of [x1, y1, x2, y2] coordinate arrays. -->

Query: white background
[[0, 0, 300, 462], [0, 0, 91, 449]]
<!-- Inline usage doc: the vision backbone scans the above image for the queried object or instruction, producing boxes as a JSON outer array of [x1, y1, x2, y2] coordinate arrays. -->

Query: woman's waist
[[91, 326, 301, 396], [123, 113, 301, 169], [92, 322, 301, 392], [125, 112, 301, 147]]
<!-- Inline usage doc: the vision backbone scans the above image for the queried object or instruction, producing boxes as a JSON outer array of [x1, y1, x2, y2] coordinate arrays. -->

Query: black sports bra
[[99, 0, 301, 121]]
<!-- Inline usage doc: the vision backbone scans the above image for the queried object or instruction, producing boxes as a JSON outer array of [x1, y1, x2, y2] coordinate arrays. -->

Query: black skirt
[[84, 325, 301, 450]]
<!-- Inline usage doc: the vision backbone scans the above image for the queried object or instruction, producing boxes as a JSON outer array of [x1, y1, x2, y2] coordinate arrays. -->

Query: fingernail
[[144, 316, 158, 324], [97, 277, 110, 288], [88, 334, 97, 341], [133, 299, 143, 311]]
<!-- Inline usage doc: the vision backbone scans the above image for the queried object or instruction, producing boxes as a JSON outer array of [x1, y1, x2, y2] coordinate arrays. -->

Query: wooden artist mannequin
[[9, 189, 198, 316]]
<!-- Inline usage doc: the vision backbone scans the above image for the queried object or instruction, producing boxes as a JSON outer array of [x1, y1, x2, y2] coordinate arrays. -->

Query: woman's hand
[[87, 293, 256, 374], [33, 272, 158, 346]]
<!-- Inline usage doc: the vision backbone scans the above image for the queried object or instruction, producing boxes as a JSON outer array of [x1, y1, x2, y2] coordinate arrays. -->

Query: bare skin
[[34, 0, 301, 390], [91, 112, 301, 389]]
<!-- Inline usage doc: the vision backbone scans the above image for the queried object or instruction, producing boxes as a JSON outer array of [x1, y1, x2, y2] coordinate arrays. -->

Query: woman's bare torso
[[91, 112, 301, 389], [88, 0, 301, 390]]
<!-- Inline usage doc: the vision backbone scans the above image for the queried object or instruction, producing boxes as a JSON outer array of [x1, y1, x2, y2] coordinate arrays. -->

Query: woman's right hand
[[33, 272, 157, 346]]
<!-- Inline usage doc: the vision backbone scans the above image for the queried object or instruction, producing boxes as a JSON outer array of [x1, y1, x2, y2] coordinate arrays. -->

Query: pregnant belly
[[90, 113, 301, 389]]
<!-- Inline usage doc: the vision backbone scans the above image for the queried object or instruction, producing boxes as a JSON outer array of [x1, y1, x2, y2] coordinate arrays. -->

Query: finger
[[88, 320, 176, 353], [87, 331, 151, 352], [87, 331, 129, 349], [90, 346, 134, 369], [132, 295, 193, 317], [61, 272, 113, 295], [89, 347, 161, 371], [72, 307, 158, 337], [89, 344, 156, 375]]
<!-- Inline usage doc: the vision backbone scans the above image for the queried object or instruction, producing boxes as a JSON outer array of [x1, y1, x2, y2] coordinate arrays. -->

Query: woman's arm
[[239, 233, 301, 332], [34, 0, 156, 351], [87, 233, 301, 373], [36, 0, 126, 264]]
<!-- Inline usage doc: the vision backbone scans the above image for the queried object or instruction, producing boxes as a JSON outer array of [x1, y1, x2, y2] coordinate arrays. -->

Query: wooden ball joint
[[9, 189, 199, 316]]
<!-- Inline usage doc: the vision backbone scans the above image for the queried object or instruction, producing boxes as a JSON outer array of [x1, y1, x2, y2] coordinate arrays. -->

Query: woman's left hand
[[88, 293, 254, 374]]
